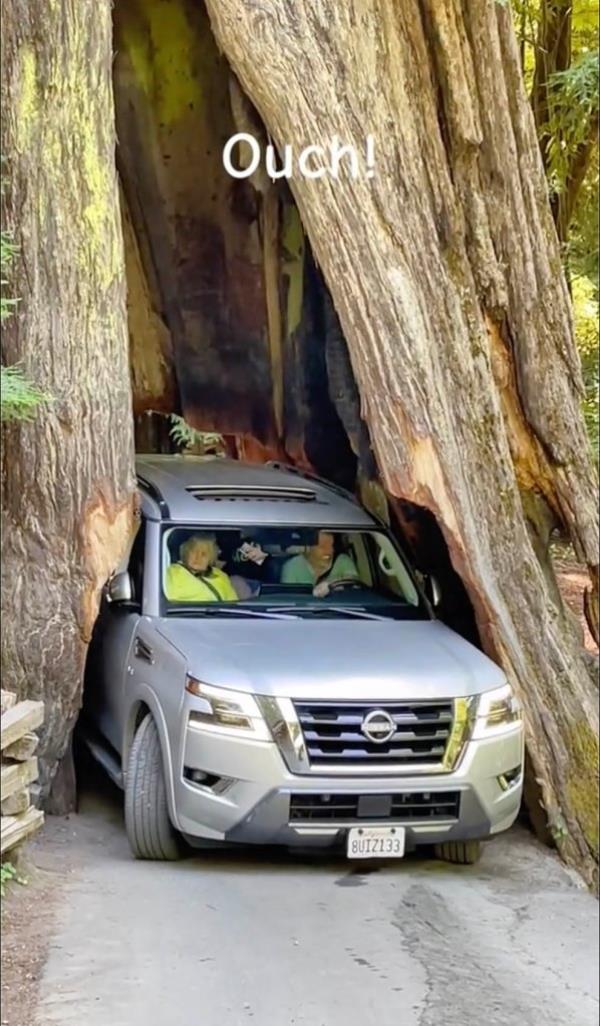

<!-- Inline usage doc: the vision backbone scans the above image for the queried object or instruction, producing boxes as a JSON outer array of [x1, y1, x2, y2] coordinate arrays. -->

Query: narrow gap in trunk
[[110, 0, 482, 640]]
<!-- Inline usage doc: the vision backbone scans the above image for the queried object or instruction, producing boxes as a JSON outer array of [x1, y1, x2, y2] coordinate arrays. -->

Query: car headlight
[[471, 683, 522, 739], [185, 676, 271, 740]]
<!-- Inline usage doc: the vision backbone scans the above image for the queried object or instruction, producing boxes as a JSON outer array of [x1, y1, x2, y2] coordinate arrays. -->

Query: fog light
[[186, 768, 211, 784], [497, 766, 522, 791], [183, 766, 234, 794]]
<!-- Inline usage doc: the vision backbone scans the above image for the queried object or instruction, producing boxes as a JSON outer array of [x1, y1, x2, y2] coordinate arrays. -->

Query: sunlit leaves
[[547, 51, 599, 190]]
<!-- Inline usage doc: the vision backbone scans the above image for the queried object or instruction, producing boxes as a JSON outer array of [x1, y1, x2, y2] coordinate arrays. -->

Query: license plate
[[346, 826, 406, 859]]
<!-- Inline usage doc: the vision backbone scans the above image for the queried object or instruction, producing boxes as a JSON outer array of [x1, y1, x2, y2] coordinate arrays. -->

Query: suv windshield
[[161, 526, 429, 620]]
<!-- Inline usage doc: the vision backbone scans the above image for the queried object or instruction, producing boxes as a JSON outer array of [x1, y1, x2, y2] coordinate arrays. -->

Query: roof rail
[[265, 462, 360, 506], [137, 475, 171, 519]]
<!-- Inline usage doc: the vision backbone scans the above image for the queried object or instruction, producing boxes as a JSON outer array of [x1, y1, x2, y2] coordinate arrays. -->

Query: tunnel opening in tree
[[1, 0, 597, 886]]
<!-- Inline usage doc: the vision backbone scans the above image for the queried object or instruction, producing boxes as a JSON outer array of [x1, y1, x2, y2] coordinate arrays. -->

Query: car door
[[89, 521, 146, 755]]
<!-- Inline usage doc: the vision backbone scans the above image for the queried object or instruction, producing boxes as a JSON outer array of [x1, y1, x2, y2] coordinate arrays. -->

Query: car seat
[[166, 529, 189, 566]]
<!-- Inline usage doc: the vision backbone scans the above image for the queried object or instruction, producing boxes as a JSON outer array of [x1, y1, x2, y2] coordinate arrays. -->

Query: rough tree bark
[[204, 0, 599, 884], [1, 0, 136, 808]]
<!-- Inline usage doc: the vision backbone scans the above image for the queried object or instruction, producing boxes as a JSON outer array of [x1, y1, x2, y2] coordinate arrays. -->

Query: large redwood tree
[[1, 0, 137, 804], [203, 0, 599, 884]]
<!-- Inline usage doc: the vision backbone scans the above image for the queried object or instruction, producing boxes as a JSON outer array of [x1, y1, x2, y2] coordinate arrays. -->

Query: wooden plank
[[1, 758, 38, 801], [0, 701, 44, 751], [3, 732, 39, 761], [1, 788, 30, 816], [1, 808, 44, 855], [0, 691, 16, 714]]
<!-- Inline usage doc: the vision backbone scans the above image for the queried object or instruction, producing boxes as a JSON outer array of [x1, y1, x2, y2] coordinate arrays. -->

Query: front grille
[[294, 700, 454, 767], [289, 791, 461, 823]]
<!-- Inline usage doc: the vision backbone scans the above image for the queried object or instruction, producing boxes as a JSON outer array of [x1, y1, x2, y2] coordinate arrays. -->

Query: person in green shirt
[[165, 533, 238, 603], [281, 531, 359, 590]]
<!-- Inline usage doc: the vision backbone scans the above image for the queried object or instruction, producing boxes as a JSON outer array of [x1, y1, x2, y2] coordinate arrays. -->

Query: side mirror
[[107, 571, 134, 604], [424, 574, 442, 608]]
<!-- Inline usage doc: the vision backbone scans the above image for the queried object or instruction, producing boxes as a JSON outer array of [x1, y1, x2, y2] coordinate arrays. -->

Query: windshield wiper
[[265, 604, 389, 621], [325, 605, 390, 621], [168, 605, 298, 620]]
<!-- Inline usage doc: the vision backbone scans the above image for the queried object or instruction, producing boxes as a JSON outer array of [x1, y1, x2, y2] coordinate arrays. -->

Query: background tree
[[515, 0, 599, 247], [511, 0, 599, 463]]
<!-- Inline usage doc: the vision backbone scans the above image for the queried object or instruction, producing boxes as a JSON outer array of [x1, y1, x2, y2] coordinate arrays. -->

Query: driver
[[165, 533, 238, 603], [281, 531, 359, 591]]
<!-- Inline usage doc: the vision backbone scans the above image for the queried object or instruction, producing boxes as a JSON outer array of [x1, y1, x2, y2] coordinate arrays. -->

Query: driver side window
[[369, 535, 419, 606], [128, 520, 146, 603]]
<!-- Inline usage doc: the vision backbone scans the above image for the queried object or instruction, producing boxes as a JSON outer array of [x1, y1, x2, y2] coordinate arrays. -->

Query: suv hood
[[155, 618, 505, 700]]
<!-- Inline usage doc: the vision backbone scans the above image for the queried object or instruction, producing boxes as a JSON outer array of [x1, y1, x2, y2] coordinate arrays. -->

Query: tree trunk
[[204, 0, 599, 885], [554, 110, 600, 247], [1, 0, 136, 809]]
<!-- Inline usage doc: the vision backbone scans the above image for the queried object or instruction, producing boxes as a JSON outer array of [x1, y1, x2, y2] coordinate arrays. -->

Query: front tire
[[434, 840, 482, 865], [125, 714, 180, 861]]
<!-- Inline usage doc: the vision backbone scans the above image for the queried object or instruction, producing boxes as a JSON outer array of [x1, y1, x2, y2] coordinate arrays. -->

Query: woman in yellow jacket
[[165, 533, 238, 603]]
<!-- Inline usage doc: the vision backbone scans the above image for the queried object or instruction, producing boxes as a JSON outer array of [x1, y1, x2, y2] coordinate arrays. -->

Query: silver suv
[[83, 455, 524, 864]]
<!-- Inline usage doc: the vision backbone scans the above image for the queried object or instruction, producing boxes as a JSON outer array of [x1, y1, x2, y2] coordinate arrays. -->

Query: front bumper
[[172, 715, 524, 849]]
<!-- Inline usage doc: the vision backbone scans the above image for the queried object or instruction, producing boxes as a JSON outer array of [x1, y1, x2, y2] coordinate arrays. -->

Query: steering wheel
[[326, 577, 363, 593]]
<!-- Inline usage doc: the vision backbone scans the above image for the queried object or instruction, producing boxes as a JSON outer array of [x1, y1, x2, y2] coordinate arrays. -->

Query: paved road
[[34, 779, 598, 1026]]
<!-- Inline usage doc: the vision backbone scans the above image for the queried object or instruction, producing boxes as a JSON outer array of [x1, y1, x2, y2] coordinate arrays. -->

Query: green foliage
[[1, 230, 19, 322], [548, 815, 570, 844], [0, 860, 28, 898], [573, 277, 600, 461], [1, 862, 17, 898], [168, 414, 225, 455], [1, 171, 19, 322], [512, 1, 599, 193], [568, 148, 599, 283], [1, 169, 51, 423], [546, 51, 599, 190], [1, 364, 52, 422], [511, 2, 599, 457]]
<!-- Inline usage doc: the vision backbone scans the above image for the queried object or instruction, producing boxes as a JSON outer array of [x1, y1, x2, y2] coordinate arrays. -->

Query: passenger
[[165, 533, 238, 603], [281, 531, 359, 588]]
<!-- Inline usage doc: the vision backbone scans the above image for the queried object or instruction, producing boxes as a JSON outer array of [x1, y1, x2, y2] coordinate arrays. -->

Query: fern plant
[[547, 51, 600, 190], [0, 229, 18, 322], [1, 177, 51, 422], [168, 414, 225, 455], [1, 364, 52, 422]]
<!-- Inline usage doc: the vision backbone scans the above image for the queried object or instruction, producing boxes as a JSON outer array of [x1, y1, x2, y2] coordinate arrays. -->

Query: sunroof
[[185, 485, 317, 502]]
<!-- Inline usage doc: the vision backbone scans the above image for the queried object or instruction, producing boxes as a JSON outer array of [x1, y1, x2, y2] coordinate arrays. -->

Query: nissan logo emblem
[[361, 709, 396, 745]]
